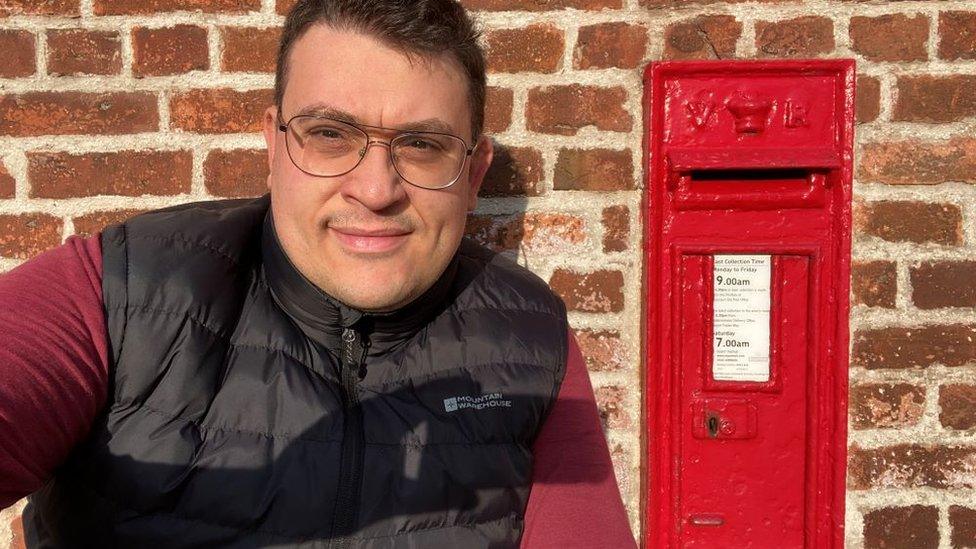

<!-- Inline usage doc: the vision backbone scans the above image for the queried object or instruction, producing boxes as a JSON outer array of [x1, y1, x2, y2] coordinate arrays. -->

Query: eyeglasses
[[278, 115, 476, 190]]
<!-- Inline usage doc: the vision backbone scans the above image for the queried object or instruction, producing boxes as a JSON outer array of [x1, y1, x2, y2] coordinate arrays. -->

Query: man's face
[[263, 24, 493, 312]]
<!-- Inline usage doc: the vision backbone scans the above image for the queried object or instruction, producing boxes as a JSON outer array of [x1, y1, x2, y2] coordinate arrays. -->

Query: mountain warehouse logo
[[443, 392, 512, 412]]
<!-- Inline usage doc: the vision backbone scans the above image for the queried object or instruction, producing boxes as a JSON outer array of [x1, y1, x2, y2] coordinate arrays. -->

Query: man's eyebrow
[[290, 103, 458, 135]]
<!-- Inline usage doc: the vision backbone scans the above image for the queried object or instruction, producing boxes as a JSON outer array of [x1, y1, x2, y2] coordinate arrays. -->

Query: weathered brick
[[664, 15, 741, 60], [94, 0, 259, 15], [73, 209, 148, 237], [47, 29, 122, 76], [132, 25, 209, 77], [850, 383, 925, 429], [0, 92, 158, 137], [756, 16, 834, 58], [951, 506, 976, 548], [574, 329, 626, 372], [0, 161, 14, 198], [221, 26, 281, 73], [855, 201, 962, 245], [850, 14, 929, 62], [484, 87, 514, 134], [595, 385, 630, 429], [28, 150, 191, 198], [0, 214, 63, 260], [204, 149, 268, 198], [0, 0, 78, 16], [169, 88, 272, 134], [485, 24, 563, 74], [0, 30, 35, 78], [642, 0, 787, 5], [527, 85, 631, 135], [859, 138, 976, 185], [849, 444, 976, 490], [863, 506, 938, 549], [461, 0, 621, 11], [464, 213, 584, 255], [852, 325, 976, 369], [574, 22, 648, 69], [480, 145, 543, 197], [894, 75, 976, 123], [940, 385, 976, 430], [548, 269, 624, 313], [856, 76, 881, 124], [851, 261, 896, 308], [602, 205, 629, 253], [554, 149, 634, 191], [939, 11, 976, 61], [912, 261, 976, 309], [10, 513, 24, 549]]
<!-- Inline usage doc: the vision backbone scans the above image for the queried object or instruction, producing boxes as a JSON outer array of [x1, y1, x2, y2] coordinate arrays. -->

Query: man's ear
[[465, 135, 493, 212], [262, 105, 279, 191]]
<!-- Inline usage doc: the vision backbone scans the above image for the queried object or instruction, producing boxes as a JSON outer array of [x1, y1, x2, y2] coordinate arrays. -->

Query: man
[[0, 0, 635, 547]]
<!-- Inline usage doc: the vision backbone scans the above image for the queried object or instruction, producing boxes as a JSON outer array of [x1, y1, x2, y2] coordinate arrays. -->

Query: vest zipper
[[330, 327, 368, 548]]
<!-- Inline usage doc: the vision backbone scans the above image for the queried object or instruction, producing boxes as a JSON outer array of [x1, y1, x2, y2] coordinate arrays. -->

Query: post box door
[[677, 253, 810, 548]]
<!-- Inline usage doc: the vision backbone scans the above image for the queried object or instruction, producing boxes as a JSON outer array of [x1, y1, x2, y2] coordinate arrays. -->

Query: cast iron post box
[[642, 60, 855, 548]]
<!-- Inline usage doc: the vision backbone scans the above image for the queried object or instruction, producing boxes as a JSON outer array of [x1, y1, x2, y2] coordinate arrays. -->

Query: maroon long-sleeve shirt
[[0, 234, 636, 548]]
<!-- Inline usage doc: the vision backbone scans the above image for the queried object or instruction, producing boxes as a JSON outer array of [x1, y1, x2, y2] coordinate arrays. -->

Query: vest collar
[[261, 209, 458, 353]]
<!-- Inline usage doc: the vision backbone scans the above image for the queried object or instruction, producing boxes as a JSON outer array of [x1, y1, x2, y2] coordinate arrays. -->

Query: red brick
[[911, 261, 976, 309], [548, 268, 624, 313], [856, 76, 880, 124], [10, 513, 25, 549], [527, 85, 631, 135], [485, 24, 564, 74], [94, 0, 259, 15], [0, 161, 14, 198], [461, 0, 621, 10], [951, 506, 976, 548], [850, 383, 925, 429], [46, 29, 122, 76], [73, 209, 148, 237], [893, 75, 976, 123], [28, 150, 191, 198], [849, 444, 976, 490], [484, 87, 514, 134], [464, 213, 584, 254], [480, 145, 544, 197], [169, 88, 272, 134], [641, 0, 787, 5], [664, 15, 741, 60], [939, 11, 976, 61], [0, 92, 158, 137], [863, 506, 938, 549], [574, 22, 648, 69], [554, 149, 634, 191], [851, 324, 976, 369], [756, 16, 834, 58], [850, 14, 929, 62], [851, 260, 896, 308], [574, 329, 626, 372], [132, 25, 209, 77], [0, 0, 78, 16], [855, 201, 962, 245], [221, 26, 281, 73], [602, 205, 629, 253], [0, 30, 35, 78], [204, 149, 268, 197], [276, 0, 297, 14], [858, 138, 976, 185], [595, 385, 629, 429], [940, 384, 976, 430], [0, 214, 62, 260]]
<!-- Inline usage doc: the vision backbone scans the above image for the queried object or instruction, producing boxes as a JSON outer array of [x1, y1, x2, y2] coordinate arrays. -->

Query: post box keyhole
[[707, 414, 720, 438]]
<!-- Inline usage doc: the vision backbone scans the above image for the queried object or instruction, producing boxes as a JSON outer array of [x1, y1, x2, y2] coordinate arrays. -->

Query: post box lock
[[692, 399, 757, 440]]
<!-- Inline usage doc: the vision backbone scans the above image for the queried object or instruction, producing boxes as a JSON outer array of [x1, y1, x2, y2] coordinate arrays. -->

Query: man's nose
[[338, 140, 407, 211]]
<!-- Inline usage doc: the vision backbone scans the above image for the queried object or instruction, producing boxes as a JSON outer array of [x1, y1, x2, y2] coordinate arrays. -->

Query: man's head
[[263, 0, 494, 313]]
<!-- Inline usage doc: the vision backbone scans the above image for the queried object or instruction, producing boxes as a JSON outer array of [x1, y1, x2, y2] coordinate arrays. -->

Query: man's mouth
[[329, 226, 412, 253]]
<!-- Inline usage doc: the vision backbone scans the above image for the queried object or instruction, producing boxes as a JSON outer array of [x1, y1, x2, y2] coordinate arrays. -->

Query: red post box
[[642, 60, 854, 548]]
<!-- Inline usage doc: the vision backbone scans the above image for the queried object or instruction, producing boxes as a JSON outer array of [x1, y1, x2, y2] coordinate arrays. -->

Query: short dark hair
[[275, 0, 487, 141]]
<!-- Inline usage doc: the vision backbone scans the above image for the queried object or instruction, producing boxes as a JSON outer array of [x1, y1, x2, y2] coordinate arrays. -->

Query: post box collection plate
[[643, 60, 854, 549]]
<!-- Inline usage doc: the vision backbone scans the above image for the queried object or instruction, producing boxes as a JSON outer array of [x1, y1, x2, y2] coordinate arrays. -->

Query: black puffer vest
[[23, 194, 568, 548]]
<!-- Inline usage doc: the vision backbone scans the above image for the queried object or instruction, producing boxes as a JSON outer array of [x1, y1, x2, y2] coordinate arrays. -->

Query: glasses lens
[[392, 133, 467, 189], [286, 117, 366, 176]]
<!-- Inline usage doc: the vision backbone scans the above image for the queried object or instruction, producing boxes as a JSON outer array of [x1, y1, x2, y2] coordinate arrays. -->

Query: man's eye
[[405, 138, 440, 151], [310, 127, 345, 139]]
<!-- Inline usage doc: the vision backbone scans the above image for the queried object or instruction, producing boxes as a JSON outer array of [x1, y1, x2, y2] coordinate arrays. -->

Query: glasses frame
[[278, 114, 477, 190]]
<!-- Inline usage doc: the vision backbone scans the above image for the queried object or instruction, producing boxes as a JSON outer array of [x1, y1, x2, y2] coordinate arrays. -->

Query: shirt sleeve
[[0, 234, 109, 509], [521, 330, 637, 548]]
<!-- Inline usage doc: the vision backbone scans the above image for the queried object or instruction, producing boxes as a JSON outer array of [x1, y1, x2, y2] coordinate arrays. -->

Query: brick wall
[[0, 0, 974, 547]]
